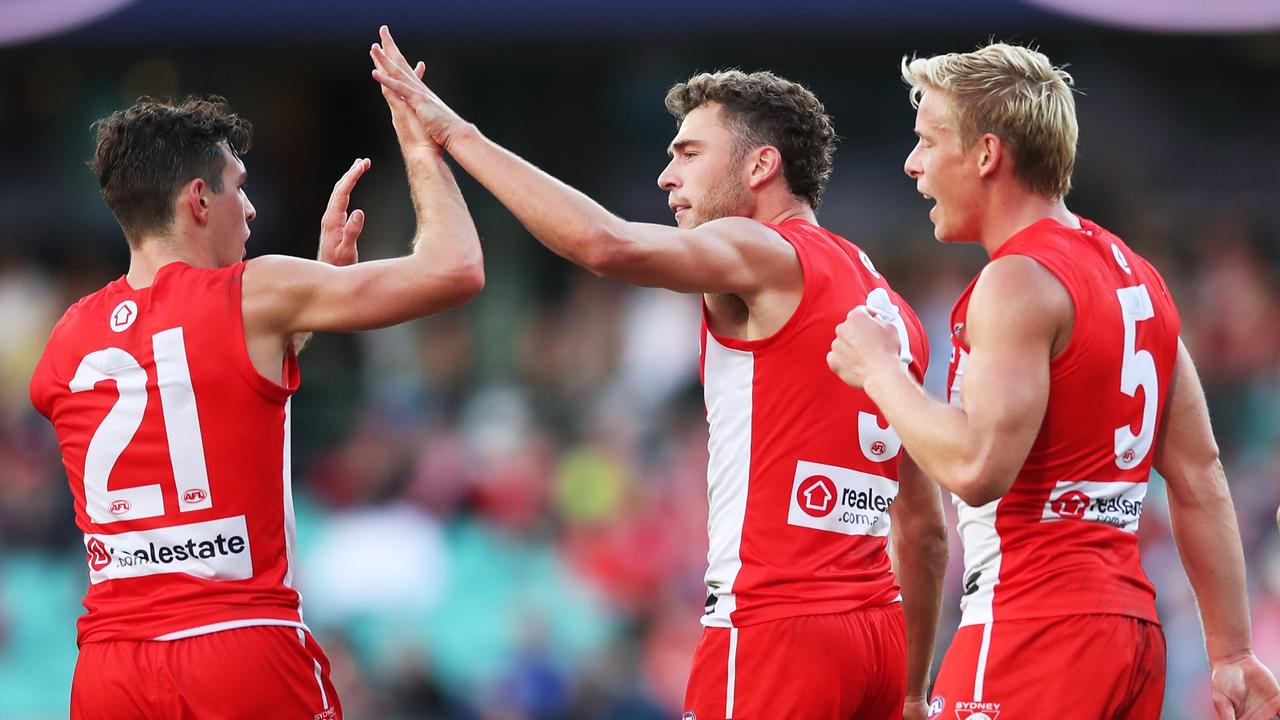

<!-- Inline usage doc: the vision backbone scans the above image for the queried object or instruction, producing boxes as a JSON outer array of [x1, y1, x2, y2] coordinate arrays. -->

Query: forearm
[[444, 123, 626, 268], [893, 529, 947, 698], [1166, 460, 1254, 663], [863, 365, 986, 503], [404, 149, 482, 274]]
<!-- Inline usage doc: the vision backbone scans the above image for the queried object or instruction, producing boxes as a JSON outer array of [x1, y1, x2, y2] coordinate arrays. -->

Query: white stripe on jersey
[[955, 496, 1003, 627], [298, 627, 330, 709], [153, 618, 308, 641], [702, 332, 754, 629], [949, 348, 1005, 628], [282, 399, 304, 621], [974, 621, 994, 701], [726, 627, 739, 718]]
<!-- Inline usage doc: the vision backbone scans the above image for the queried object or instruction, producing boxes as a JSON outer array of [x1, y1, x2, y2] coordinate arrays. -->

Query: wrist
[[440, 121, 479, 154], [1210, 648, 1255, 669], [863, 357, 907, 399]]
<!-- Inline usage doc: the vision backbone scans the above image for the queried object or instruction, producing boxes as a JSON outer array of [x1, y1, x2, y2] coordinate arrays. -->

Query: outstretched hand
[[370, 25, 467, 150], [318, 157, 371, 267], [1211, 653, 1280, 720]]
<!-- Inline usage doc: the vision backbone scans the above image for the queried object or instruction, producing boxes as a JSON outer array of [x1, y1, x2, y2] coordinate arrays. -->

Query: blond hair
[[902, 43, 1077, 199]]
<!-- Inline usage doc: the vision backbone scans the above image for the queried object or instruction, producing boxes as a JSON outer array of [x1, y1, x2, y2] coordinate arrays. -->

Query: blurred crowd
[[1, 30, 1278, 720]]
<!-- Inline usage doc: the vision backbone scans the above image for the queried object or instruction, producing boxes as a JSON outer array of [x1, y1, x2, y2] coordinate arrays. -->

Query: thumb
[[344, 208, 366, 241], [1211, 691, 1236, 720]]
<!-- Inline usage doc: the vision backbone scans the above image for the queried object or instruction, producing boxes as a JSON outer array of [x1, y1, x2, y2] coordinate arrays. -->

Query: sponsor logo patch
[[788, 460, 896, 537], [955, 700, 1001, 719], [109, 300, 138, 332], [84, 515, 252, 584], [1042, 480, 1146, 533]]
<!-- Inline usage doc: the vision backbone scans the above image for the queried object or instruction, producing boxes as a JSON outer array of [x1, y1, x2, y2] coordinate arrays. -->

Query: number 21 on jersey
[[71, 327, 212, 523]]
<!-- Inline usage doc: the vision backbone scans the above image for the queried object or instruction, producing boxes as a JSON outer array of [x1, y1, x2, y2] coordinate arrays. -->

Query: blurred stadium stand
[[1, 2, 1278, 718]]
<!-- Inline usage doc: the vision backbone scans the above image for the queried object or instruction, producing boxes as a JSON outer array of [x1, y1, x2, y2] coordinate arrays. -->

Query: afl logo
[[110, 300, 138, 332], [858, 249, 882, 278], [86, 537, 112, 572], [1111, 243, 1132, 275], [183, 489, 208, 504], [797, 475, 837, 518], [109, 499, 131, 515], [869, 440, 887, 456], [1051, 490, 1090, 520]]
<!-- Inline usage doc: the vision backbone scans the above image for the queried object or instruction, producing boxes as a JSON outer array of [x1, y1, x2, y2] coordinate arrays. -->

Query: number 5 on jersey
[[1114, 285, 1156, 470]]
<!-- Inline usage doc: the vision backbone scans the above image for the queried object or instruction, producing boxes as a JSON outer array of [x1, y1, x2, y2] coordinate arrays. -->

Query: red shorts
[[930, 614, 1165, 720], [683, 603, 907, 719], [72, 625, 341, 720]]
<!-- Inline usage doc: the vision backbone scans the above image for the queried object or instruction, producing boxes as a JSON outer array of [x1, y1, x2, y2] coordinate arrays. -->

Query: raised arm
[[241, 71, 483, 344], [889, 453, 948, 719], [1153, 340, 1280, 720], [828, 255, 1067, 506], [368, 26, 798, 297]]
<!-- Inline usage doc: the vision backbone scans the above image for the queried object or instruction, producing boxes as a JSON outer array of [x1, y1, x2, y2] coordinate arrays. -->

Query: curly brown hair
[[665, 70, 835, 210], [91, 95, 253, 244]]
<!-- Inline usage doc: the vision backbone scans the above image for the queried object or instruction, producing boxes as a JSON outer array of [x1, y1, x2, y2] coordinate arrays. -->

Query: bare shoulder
[[971, 254, 1071, 313], [968, 254, 1072, 344], [695, 215, 791, 248], [239, 255, 324, 331]]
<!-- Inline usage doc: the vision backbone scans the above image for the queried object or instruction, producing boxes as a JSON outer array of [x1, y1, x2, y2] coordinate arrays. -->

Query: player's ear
[[747, 145, 783, 190], [182, 178, 210, 225], [976, 133, 1002, 179]]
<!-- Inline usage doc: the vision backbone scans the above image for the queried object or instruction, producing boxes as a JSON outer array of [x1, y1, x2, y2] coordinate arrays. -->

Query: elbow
[[947, 465, 1012, 508], [426, 258, 484, 312], [456, 260, 485, 300], [577, 221, 637, 278]]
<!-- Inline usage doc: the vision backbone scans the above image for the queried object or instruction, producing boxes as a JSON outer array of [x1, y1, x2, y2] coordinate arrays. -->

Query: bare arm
[[889, 453, 948, 718], [290, 156, 374, 354], [1154, 340, 1280, 719], [828, 255, 1068, 506], [242, 77, 483, 342], [368, 26, 799, 297]]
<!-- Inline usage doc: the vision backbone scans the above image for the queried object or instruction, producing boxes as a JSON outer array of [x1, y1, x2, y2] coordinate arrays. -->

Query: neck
[[757, 197, 817, 227], [126, 233, 209, 289], [979, 189, 1077, 257]]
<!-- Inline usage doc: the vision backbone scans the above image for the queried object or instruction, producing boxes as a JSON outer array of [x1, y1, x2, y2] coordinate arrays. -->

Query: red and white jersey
[[947, 217, 1180, 628], [699, 218, 929, 628], [30, 261, 307, 644]]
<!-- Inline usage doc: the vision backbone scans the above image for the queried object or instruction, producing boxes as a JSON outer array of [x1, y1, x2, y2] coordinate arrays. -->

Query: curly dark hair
[[91, 95, 253, 244], [665, 70, 835, 210]]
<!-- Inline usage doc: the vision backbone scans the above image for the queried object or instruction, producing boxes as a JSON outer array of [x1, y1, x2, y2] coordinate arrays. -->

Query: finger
[[415, 61, 426, 79], [327, 158, 369, 211], [372, 68, 419, 102], [379, 25, 417, 74], [370, 45, 415, 87], [1210, 693, 1234, 720], [344, 208, 366, 243]]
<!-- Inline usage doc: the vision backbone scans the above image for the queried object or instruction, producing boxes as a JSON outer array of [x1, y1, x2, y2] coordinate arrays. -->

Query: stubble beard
[[688, 172, 754, 228]]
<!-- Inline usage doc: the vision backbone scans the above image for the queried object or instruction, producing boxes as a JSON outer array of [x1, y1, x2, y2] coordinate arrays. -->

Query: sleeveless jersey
[[699, 218, 929, 628], [30, 261, 307, 644], [946, 217, 1180, 627]]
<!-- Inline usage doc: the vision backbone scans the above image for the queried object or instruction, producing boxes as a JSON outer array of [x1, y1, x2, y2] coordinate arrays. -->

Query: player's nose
[[904, 146, 923, 179], [657, 159, 679, 191]]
